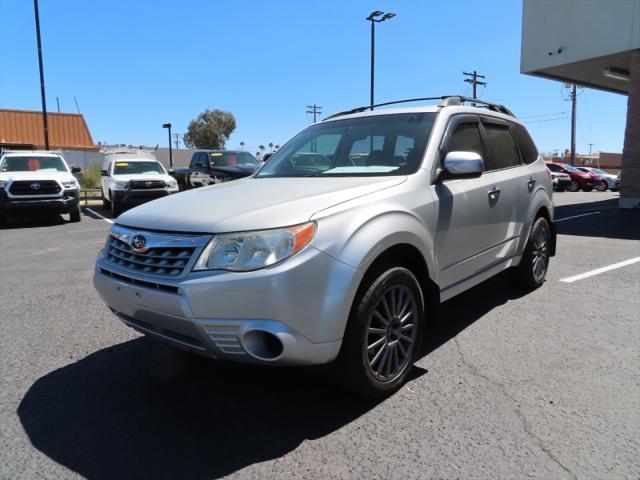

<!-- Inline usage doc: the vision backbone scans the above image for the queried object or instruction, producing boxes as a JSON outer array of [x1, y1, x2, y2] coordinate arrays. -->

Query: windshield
[[256, 113, 436, 178], [210, 152, 257, 166], [0, 155, 68, 172], [562, 164, 582, 173], [591, 168, 606, 175], [113, 161, 166, 175]]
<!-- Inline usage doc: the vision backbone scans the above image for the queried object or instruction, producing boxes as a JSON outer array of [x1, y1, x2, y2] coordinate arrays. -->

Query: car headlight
[[0, 180, 8, 189], [193, 222, 316, 272], [113, 181, 129, 190], [62, 179, 79, 189], [166, 180, 178, 188]]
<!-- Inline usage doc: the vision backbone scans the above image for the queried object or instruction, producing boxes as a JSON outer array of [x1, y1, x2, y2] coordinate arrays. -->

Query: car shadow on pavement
[[555, 198, 640, 241], [17, 272, 526, 480], [0, 215, 67, 230]]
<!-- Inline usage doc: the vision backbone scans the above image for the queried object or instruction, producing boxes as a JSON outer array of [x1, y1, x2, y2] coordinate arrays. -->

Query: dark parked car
[[170, 150, 259, 189], [545, 162, 601, 192]]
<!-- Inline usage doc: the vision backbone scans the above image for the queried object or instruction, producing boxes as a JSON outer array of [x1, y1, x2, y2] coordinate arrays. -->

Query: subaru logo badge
[[30, 183, 41, 190], [130, 234, 148, 253]]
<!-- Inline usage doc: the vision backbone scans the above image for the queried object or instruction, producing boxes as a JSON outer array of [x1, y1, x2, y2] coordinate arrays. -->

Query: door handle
[[488, 185, 501, 199], [527, 176, 536, 189]]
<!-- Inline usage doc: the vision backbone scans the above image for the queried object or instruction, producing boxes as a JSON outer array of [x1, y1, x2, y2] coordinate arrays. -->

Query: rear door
[[433, 115, 510, 289]]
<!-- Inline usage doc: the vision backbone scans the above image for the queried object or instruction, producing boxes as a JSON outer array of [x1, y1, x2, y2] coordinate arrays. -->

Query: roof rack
[[324, 95, 515, 120]]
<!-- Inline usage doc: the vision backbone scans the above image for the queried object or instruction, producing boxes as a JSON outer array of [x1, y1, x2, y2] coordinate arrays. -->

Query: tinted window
[[210, 152, 258, 166], [484, 124, 521, 170], [190, 152, 206, 167], [446, 123, 483, 157], [113, 161, 165, 175], [546, 163, 562, 172], [257, 113, 436, 177], [511, 123, 538, 164]]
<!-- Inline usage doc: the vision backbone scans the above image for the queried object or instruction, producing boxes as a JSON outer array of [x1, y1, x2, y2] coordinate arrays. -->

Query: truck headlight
[[193, 222, 316, 272], [62, 179, 79, 189], [0, 180, 8, 189], [113, 181, 128, 190], [166, 180, 178, 189]]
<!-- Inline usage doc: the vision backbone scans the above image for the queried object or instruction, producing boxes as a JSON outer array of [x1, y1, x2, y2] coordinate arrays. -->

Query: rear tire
[[509, 217, 551, 290], [331, 265, 424, 399], [596, 183, 607, 192]]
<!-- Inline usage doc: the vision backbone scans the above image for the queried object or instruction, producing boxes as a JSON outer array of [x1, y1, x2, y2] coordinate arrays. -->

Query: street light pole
[[366, 11, 395, 111], [162, 123, 173, 169], [33, 0, 49, 150]]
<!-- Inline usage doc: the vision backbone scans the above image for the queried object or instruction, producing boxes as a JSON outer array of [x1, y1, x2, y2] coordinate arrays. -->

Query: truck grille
[[9, 180, 61, 196], [106, 235, 195, 277], [129, 180, 166, 189]]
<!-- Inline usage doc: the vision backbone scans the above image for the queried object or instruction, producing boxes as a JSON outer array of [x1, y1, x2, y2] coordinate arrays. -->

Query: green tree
[[183, 109, 236, 150], [268, 142, 274, 152], [258, 145, 265, 154], [240, 141, 245, 151]]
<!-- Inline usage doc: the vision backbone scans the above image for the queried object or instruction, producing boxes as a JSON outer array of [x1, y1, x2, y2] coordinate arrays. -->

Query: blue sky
[[0, 0, 628, 155]]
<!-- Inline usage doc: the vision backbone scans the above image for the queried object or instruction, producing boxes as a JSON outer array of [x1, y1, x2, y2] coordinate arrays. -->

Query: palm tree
[[258, 145, 265, 153], [240, 141, 245, 151], [274, 144, 280, 150], [268, 142, 274, 152]]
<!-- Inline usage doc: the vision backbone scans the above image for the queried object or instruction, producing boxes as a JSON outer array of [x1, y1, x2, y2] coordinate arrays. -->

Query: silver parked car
[[94, 96, 556, 397]]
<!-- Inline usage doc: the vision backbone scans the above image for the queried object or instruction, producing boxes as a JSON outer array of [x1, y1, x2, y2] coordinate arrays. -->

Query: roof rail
[[324, 95, 515, 120]]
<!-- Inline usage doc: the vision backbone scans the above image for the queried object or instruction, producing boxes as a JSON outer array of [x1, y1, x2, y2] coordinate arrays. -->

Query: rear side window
[[446, 123, 483, 157], [511, 123, 538, 164], [484, 124, 521, 170], [546, 162, 562, 172]]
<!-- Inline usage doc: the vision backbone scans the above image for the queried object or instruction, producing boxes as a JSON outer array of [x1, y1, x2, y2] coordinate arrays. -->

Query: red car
[[545, 162, 602, 192]]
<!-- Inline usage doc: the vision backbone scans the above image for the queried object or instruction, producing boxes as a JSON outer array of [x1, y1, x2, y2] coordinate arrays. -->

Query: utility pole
[[553, 149, 559, 158], [570, 84, 577, 166], [173, 133, 180, 150], [306, 104, 322, 123], [588, 143, 593, 155], [33, 0, 49, 150], [463, 70, 487, 104]]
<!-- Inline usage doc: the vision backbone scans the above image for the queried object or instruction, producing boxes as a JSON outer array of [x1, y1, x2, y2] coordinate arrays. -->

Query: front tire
[[596, 182, 607, 192], [69, 206, 81, 223], [567, 180, 580, 192], [332, 266, 424, 398], [510, 217, 551, 290]]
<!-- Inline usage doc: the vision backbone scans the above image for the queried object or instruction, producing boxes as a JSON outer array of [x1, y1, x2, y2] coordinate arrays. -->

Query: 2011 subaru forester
[[93, 96, 556, 398]]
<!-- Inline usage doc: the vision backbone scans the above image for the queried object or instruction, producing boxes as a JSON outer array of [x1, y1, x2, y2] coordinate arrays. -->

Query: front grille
[[129, 180, 166, 189], [9, 180, 61, 196], [106, 235, 196, 277], [99, 268, 179, 293]]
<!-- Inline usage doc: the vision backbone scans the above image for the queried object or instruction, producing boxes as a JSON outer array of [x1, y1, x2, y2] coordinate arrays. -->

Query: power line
[[463, 70, 487, 103], [306, 104, 322, 123], [524, 116, 570, 124], [520, 111, 569, 119]]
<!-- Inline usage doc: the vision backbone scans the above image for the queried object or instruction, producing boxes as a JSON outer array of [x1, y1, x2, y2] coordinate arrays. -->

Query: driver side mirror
[[442, 151, 484, 177], [71, 166, 82, 173], [100, 170, 109, 176]]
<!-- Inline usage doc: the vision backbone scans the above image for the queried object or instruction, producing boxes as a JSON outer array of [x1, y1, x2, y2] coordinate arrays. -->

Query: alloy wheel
[[365, 285, 418, 382], [531, 226, 549, 282]]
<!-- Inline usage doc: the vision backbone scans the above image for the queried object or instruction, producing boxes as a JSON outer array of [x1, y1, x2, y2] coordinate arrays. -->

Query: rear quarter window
[[511, 123, 539, 164]]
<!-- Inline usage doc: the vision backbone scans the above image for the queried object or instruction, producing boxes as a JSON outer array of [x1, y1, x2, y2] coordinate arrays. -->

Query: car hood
[[117, 176, 405, 233], [111, 174, 173, 183], [211, 164, 258, 177], [0, 170, 75, 182]]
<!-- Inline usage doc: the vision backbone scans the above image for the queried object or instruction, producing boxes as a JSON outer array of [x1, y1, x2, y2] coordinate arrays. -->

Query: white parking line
[[560, 257, 640, 283], [555, 211, 601, 223], [85, 207, 114, 224]]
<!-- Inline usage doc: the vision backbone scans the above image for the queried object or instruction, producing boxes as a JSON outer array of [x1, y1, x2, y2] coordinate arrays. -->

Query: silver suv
[[94, 96, 555, 398]]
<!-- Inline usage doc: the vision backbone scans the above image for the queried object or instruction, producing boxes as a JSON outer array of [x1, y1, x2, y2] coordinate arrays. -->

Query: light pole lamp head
[[381, 12, 396, 21], [162, 123, 172, 129], [367, 10, 384, 21]]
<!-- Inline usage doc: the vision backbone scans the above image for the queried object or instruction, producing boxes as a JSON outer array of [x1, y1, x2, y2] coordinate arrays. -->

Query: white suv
[[0, 150, 81, 224], [94, 96, 556, 398], [100, 150, 179, 217]]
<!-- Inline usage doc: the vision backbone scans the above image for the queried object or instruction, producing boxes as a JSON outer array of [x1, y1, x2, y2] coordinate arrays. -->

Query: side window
[[484, 124, 521, 170], [446, 123, 483, 157], [511, 123, 538, 164], [546, 162, 561, 172], [349, 135, 385, 165], [191, 152, 206, 168]]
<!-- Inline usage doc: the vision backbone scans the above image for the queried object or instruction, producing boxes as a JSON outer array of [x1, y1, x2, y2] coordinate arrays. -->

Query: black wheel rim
[[365, 285, 418, 382]]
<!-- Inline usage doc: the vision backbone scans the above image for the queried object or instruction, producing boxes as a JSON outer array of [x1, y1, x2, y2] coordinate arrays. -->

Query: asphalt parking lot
[[0, 191, 638, 479]]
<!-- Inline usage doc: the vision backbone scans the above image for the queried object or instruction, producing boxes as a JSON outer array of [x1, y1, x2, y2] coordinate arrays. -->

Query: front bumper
[[556, 178, 571, 190], [112, 189, 173, 207], [0, 189, 79, 216], [93, 244, 361, 366]]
